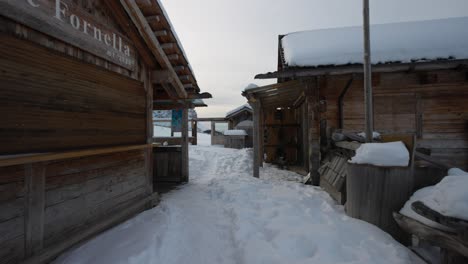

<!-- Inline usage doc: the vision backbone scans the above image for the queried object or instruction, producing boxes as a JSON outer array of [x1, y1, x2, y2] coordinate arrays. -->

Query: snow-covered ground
[[54, 144, 422, 264]]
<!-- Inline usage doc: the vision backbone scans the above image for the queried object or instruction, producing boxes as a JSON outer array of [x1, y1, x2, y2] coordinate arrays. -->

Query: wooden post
[[24, 163, 45, 256], [302, 102, 309, 171], [363, 0, 374, 142], [211, 121, 215, 145], [251, 100, 260, 178], [258, 104, 264, 167], [192, 120, 198, 145], [144, 66, 154, 194], [181, 108, 189, 182], [307, 79, 320, 186]]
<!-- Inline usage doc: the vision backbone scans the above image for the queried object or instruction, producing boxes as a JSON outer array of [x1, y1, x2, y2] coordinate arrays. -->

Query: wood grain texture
[[0, 36, 146, 154]]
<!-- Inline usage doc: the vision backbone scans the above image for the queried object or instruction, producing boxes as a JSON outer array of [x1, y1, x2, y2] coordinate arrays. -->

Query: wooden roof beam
[[154, 30, 168, 37], [161, 43, 175, 50], [167, 54, 179, 60], [120, 0, 187, 98], [146, 15, 161, 23], [174, 66, 185, 72]]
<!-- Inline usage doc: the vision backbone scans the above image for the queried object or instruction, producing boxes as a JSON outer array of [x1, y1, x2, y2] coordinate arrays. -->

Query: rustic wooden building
[[225, 104, 253, 147], [0, 0, 209, 263], [244, 17, 468, 183]]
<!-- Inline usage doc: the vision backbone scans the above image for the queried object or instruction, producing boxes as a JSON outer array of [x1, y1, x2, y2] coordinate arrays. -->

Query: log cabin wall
[[319, 69, 468, 169], [0, 1, 156, 263]]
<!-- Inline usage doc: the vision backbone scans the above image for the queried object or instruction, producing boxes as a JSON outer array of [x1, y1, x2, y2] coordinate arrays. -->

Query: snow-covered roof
[[224, 130, 247, 136], [235, 120, 253, 128], [226, 104, 252, 118], [282, 16, 468, 68], [244, 83, 259, 90]]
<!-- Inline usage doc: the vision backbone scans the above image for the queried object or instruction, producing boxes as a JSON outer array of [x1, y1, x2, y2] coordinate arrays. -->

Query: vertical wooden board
[[24, 163, 45, 256]]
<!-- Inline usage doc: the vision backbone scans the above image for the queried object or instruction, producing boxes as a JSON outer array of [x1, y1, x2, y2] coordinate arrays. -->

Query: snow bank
[[282, 16, 468, 67], [349, 141, 409, 167], [401, 170, 468, 227], [224, 130, 247, 136], [55, 146, 422, 264], [448, 168, 468, 176]]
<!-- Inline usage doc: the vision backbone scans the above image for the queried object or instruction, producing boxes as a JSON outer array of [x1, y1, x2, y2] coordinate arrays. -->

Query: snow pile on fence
[[400, 168, 468, 228], [224, 129, 247, 136], [282, 16, 468, 67], [349, 141, 409, 167]]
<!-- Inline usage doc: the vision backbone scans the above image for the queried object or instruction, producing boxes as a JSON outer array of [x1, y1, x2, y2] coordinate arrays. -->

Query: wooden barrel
[[346, 163, 413, 244]]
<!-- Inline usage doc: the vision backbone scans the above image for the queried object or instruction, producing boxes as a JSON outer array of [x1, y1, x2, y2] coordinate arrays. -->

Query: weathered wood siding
[[153, 147, 182, 184], [0, 0, 155, 262], [0, 36, 146, 154], [0, 150, 149, 263], [43, 150, 148, 247], [0, 165, 26, 263], [320, 70, 468, 169]]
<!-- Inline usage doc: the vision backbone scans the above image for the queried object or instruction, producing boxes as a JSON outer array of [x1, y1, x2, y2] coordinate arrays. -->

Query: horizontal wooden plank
[[0, 36, 146, 154], [0, 217, 24, 245], [0, 198, 24, 223], [0, 235, 24, 264], [0, 144, 150, 168]]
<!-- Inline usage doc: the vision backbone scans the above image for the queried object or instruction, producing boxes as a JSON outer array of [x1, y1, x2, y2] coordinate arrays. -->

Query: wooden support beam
[[211, 121, 215, 145], [167, 54, 179, 60], [144, 67, 154, 195], [192, 121, 198, 145], [151, 70, 174, 83], [161, 43, 175, 50], [173, 66, 185, 72], [307, 79, 320, 186], [24, 163, 46, 257], [251, 100, 261, 178], [178, 75, 190, 81], [120, 0, 187, 98], [183, 83, 193, 89], [182, 108, 189, 182], [154, 30, 168, 37], [146, 15, 161, 23]]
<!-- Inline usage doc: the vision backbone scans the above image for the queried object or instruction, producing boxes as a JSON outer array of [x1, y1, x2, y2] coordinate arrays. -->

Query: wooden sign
[[0, 0, 136, 70]]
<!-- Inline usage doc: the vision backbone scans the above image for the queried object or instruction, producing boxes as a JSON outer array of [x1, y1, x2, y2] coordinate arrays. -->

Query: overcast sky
[[160, 0, 468, 117]]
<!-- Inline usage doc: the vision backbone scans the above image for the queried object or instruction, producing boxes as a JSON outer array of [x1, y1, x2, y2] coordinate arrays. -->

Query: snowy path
[[55, 146, 422, 264]]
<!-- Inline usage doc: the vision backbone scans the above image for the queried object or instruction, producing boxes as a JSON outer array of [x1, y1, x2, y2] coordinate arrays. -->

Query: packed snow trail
[[55, 145, 422, 264]]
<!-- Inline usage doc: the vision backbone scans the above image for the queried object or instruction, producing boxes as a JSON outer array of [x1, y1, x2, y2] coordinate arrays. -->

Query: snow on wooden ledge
[[349, 141, 410, 167], [400, 168, 468, 228]]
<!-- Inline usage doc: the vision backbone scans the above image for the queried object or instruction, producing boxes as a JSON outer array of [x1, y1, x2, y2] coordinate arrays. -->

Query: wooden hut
[[226, 104, 253, 147], [0, 1, 209, 263], [243, 17, 468, 183]]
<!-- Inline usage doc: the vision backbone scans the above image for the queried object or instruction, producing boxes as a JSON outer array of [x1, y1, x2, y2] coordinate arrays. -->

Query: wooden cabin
[[226, 104, 253, 147], [244, 17, 468, 183], [0, 1, 209, 263]]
